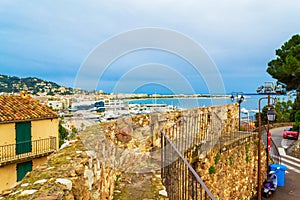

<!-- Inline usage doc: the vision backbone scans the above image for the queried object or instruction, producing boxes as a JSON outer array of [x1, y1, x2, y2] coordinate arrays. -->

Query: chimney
[[20, 91, 28, 98]]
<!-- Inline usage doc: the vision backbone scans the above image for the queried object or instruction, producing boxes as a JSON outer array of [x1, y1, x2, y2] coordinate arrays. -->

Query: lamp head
[[239, 95, 244, 103], [230, 94, 234, 102], [267, 108, 276, 122]]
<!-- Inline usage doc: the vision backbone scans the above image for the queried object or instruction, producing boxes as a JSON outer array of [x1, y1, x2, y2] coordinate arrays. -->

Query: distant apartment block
[[0, 92, 59, 191]]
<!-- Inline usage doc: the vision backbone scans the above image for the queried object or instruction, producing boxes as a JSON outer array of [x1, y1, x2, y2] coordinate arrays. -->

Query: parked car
[[283, 126, 299, 140]]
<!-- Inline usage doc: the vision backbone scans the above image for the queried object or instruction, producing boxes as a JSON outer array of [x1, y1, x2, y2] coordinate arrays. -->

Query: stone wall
[[0, 103, 254, 200], [195, 134, 267, 199], [162, 134, 268, 200], [0, 138, 117, 199]]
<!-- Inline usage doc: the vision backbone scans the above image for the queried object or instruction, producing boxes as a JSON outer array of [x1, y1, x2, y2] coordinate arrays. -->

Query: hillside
[[0, 74, 74, 95]]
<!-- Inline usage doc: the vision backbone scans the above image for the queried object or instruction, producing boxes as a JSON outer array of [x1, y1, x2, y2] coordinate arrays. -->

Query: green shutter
[[17, 161, 32, 181], [16, 122, 32, 154]]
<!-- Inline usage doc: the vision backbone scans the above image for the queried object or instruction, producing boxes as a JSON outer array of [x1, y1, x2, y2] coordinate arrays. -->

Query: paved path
[[261, 127, 300, 199]]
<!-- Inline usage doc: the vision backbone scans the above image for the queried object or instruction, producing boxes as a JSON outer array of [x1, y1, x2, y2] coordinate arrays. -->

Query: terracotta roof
[[0, 94, 58, 123]]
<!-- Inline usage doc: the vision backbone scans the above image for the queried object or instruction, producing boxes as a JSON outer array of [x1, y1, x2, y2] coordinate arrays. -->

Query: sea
[[128, 94, 296, 120]]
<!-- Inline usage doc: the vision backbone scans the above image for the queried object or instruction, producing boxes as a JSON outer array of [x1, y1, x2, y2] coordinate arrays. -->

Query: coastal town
[[1, 1, 300, 199]]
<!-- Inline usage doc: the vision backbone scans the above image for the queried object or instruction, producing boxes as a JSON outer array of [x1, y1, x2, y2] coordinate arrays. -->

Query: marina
[[61, 94, 296, 132]]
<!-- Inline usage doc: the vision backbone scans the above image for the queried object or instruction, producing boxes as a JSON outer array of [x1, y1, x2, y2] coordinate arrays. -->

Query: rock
[[80, 158, 89, 165], [34, 179, 47, 185], [47, 167, 55, 170], [86, 150, 96, 158], [1, 190, 11, 196], [84, 169, 94, 190], [159, 190, 168, 197], [116, 133, 132, 143], [11, 191, 20, 196], [55, 178, 72, 190], [21, 190, 37, 195], [120, 126, 133, 135]]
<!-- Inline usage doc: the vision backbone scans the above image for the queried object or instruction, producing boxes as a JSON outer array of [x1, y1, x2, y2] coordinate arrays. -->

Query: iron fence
[[160, 112, 220, 200], [161, 130, 216, 200], [160, 110, 255, 199], [161, 112, 223, 155], [0, 137, 56, 165]]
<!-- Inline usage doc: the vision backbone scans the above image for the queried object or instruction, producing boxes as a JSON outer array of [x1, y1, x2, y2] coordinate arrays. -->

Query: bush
[[59, 123, 68, 147], [295, 110, 300, 122], [293, 122, 300, 132]]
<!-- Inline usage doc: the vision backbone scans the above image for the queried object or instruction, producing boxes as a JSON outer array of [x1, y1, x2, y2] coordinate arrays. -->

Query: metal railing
[[270, 137, 281, 164], [161, 130, 216, 200], [161, 112, 223, 155], [261, 125, 281, 164], [0, 137, 56, 165], [161, 112, 220, 200]]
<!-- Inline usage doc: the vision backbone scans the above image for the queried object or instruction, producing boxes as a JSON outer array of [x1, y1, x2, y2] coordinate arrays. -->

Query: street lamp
[[230, 92, 244, 131], [257, 96, 276, 200]]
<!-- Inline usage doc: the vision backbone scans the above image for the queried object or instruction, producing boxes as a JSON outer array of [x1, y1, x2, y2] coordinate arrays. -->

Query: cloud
[[0, 0, 299, 93]]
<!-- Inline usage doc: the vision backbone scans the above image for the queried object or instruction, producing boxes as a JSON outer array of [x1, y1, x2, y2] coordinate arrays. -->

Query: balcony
[[0, 137, 56, 166]]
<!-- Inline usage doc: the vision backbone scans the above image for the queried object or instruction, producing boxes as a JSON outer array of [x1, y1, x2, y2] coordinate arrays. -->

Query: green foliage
[[71, 125, 78, 134], [293, 110, 300, 131], [293, 121, 300, 132], [295, 110, 300, 122], [267, 34, 300, 91], [246, 154, 250, 163], [274, 97, 293, 123], [256, 106, 270, 126], [209, 166, 216, 174], [115, 174, 120, 185], [229, 156, 233, 166], [59, 122, 68, 147], [68, 133, 75, 139], [245, 144, 249, 153], [256, 97, 294, 126], [266, 34, 300, 122], [0, 73, 75, 94], [291, 94, 300, 121], [214, 153, 221, 165]]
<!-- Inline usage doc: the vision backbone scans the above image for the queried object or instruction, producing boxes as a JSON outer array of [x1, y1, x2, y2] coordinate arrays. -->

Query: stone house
[[0, 92, 59, 191]]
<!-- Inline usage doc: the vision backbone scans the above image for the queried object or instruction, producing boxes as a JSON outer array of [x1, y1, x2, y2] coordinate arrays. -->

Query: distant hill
[[0, 74, 74, 95]]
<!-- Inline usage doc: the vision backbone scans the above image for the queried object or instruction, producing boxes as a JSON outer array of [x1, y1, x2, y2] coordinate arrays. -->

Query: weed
[[214, 153, 221, 165], [229, 156, 233, 166], [209, 166, 216, 174], [246, 154, 250, 163]]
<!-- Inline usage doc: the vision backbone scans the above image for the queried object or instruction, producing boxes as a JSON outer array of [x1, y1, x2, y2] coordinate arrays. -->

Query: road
[[261, 127, 300, 200], [266, 127, 296, 150]]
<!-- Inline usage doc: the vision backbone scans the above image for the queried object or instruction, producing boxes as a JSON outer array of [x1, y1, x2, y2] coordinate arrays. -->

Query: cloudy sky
[[0, 0, 299, 94]]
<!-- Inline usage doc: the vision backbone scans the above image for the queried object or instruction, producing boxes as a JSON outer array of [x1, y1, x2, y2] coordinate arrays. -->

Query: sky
[[0, 0, 299, 94]]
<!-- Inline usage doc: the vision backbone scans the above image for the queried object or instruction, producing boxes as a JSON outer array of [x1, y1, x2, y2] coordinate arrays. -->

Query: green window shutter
[[16, 122, 32, 154], [17, 160, 32, 181]]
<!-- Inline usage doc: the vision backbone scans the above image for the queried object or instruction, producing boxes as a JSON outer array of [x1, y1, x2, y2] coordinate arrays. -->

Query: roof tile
[[0, 94, 58, 123]]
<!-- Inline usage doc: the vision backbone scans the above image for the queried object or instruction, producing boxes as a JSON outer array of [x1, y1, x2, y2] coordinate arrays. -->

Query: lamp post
[[266, 106, 276, 170], [257, 95, 276, 200], [230, 92, 244, 131]]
